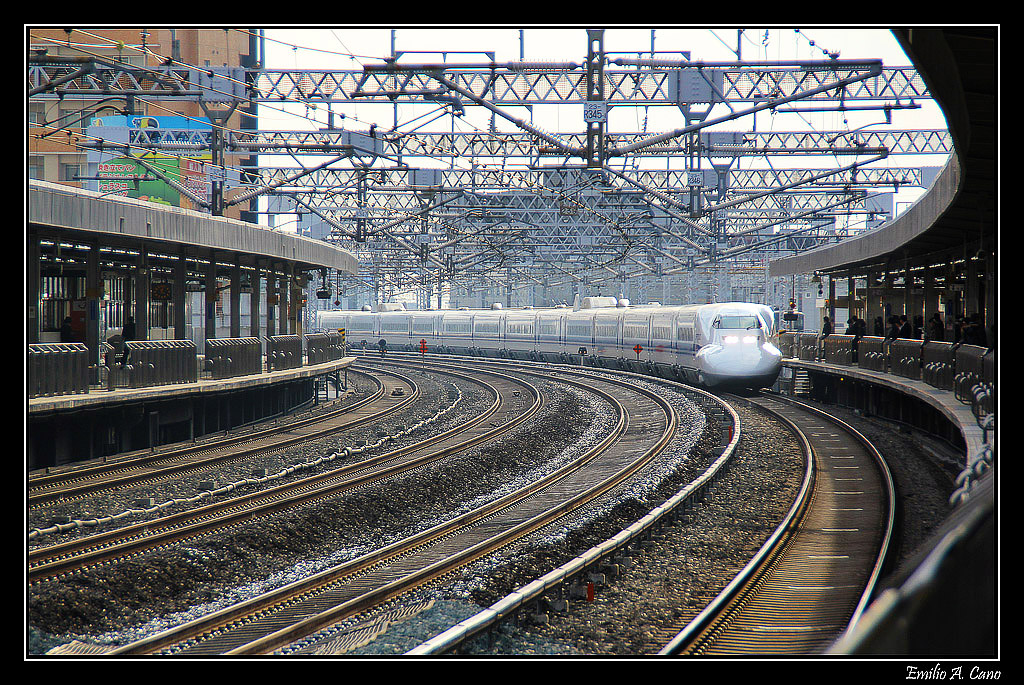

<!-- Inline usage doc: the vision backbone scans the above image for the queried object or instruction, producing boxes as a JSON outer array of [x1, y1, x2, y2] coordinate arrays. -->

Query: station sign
[[583, 101, 607, 123]]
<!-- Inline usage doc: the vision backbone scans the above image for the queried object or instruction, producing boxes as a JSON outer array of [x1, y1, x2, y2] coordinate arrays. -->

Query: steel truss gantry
[[28, 30, 950, 306]]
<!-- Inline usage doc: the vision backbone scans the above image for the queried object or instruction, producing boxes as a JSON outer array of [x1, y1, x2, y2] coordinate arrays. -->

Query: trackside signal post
[[633, 343, 643, 360]]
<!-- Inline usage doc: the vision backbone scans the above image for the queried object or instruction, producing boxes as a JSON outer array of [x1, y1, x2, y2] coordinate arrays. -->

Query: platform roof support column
[[967, 255, 981, 319], [828, 277, 836, 326], [205, 253, 217, 343], [250, 262, 262, 338], [174, 248, 186, 341], [122, 268, 132, 332], [279, 264, 290, 335], [266, 269, 276, 337], [136, 248, 149, 341], [289, 266, 302, 335], [924, 264, 937, 325], [985, 251, 995, 341], [86, 244, 100, 378], [28, 234, 39, 344], [865, 270, 878, 329], [901, 264, 911, 319], [230, 257, 241, 339], [847, 276, 857, 322], [883, 269, 894, 320]]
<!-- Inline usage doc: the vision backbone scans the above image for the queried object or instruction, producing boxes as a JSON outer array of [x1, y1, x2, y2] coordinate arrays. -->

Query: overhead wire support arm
[[125, 153, 210, 208], [699, 152, 889, 215], [359, 62, 582, 158], [606, 61, 883, 157], [603, 166, 714, 239]]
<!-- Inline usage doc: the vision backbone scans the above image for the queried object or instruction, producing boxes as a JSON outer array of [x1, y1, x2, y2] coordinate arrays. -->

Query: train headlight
[[742, 336, 757, 344], [723, 335, 739, 344]]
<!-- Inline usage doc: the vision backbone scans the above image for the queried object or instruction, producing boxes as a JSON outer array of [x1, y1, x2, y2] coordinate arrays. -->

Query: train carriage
[[503, 310, 537, 360], [534, 310, 566, 362], [318, 299, 782, 389], [439, 310, 474, 354], [471, 309, 503, 356]]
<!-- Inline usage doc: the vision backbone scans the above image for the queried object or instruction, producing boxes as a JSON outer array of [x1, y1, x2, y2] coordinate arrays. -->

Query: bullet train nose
[[695, 333, 783, 388]]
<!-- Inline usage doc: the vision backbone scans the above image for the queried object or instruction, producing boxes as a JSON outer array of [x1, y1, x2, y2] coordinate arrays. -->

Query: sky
[[254, 27, 950, 226]]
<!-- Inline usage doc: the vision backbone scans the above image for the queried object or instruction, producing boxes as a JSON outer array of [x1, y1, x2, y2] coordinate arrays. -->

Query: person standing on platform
[[899, 315, 912, 339], [60, 316, 74, 342], [821, 316, 832, 336], [119, 316, 136, 364], [928, 313, 944, 341]]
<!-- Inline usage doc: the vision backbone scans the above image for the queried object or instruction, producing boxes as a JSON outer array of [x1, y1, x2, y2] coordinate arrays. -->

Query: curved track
[[107, 360, 678, 655], [660, 392, 895, 656], [28, 368, 406, 508], [28, 365, 531, 583]]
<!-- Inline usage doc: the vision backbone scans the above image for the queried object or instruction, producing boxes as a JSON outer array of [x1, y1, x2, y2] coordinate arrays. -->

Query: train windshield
[[715, 315, 761, 330]]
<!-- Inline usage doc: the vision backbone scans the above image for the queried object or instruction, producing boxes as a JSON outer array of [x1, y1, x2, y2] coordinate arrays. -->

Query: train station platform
[[26, 333, 355, 471], [770, 29, 996, 349], [778, 356, 988, 467], [28, 356, 354, 416]]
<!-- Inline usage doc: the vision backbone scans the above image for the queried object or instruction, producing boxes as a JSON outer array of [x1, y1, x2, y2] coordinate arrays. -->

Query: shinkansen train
[[317, 297, 783, 389]]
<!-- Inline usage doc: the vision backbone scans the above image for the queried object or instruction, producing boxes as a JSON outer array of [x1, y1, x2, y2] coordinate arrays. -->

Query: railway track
[[105, 360, 679, 655], [659, 392, 895, 656], [27, 365, 533, 583], [28, 368, 408, 508]]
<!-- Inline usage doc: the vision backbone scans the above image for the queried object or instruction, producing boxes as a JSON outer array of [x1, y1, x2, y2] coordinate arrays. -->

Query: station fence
[[778, 331, 995, 429], [29, 333, 350, 397], [28, 343, 91, 398]]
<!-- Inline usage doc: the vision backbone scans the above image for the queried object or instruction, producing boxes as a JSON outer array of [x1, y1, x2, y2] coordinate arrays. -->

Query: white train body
[[318, 301, 782, 389]]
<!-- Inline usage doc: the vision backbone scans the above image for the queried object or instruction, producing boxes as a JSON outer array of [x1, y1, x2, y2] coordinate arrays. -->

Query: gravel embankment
[[291, 398, 804, 656], [28, 374, 613, 655], [30, 375, 958, 657]]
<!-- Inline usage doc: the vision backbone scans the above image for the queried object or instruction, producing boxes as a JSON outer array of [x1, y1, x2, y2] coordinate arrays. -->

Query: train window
[[349, 318, 375, 331], [715, 316, 760, 329]]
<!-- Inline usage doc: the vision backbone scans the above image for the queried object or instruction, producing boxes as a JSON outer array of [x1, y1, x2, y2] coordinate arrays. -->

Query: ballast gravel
[[28, 371, 614, 654], [28, 368, 958, 657]]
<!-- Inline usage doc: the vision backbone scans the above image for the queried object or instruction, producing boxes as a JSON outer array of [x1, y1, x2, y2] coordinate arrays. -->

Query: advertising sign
[[86, 115, 215, 208]]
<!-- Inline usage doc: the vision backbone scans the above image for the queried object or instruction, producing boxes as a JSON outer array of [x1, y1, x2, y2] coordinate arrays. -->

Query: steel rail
[[28, 367, 529, 582], [27, 369, 394, 507], [659, 392, 896, 656], [110, 359, 673, 655]]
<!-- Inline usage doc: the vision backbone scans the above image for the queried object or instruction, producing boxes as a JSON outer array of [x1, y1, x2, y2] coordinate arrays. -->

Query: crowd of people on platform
[[820, 310, 990, 348]]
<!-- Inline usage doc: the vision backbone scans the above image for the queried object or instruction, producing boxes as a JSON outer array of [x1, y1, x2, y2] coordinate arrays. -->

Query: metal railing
[[856, 336, 890, 373], [305, 332, 345, 365], [954, 345, 994, 421], [123, 340, 198, 388], [29, 333, 353, 399], [777, 331, 995, 449], [890, 339, 924, 380], [28, 343, 90, 398], [267, 334, 302, 371], [921, 341, 957, 390], [821, 334, 857, 366], [204, 338, 263, 379]]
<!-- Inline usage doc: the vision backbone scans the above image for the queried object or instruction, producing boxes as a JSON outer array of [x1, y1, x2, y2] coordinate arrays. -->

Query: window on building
[[61, 163, 81, 182]]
